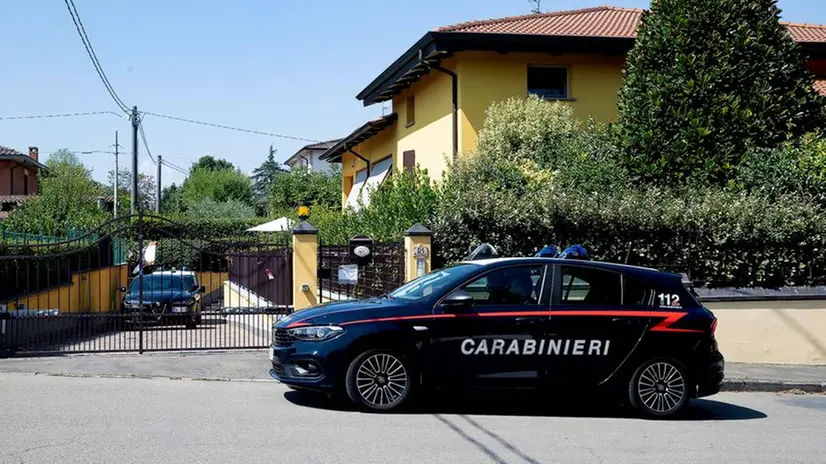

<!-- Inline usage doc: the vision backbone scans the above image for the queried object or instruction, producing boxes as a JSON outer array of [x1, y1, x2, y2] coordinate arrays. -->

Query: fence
[[0, 213, 293, 356], [318, 242, 406, 303]]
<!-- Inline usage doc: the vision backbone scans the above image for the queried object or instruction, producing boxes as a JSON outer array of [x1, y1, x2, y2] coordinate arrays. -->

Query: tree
[[191, 155, 234, 172], [106, 168, 156, 213], [160, 183, 184, 214], [251, 146, 286, 202], [617, 0, 826, 186], [6, 149, 108, 234], [268, 165, 341, 213], [179, 166, 253, 209]]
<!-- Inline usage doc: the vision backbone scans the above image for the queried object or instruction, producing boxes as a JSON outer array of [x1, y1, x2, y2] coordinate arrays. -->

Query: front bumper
[[696, 350, 725, 398], [269, 343, 338, 392]]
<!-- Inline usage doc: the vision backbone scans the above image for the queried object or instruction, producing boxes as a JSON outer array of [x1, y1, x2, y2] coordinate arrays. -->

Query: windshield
[[388, 264, 479, 301], [129, 274, 193, 293]]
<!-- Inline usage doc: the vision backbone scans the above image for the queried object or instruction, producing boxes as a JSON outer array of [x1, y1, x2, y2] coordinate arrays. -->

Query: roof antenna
[[529, 0, 541, 14]]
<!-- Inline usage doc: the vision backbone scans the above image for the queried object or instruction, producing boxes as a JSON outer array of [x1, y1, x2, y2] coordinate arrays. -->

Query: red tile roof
[[436, 6, 826, 44], [815, 78, 826, 96], [436, 6, 641, 38], [0, 145, 24, 156]]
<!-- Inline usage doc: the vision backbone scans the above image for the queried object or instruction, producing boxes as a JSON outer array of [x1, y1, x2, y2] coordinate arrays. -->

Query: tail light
[[709, 318, 718, 336]]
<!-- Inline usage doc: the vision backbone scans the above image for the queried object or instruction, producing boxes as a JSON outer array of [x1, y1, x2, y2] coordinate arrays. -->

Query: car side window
[[460, 265, 544, 306], [623, 275, 653, 307], [560, 266, 622, 305]]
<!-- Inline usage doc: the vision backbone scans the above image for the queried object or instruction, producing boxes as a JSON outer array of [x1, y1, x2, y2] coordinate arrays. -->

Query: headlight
[[123, 300, 139, 309], [287, 325, 344, 342]]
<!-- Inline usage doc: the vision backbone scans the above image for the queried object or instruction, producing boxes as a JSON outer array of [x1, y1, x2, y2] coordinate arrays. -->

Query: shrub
[[179, 165, 254, 209], [186, 198, 257, 219], [434, 186, 826, 288], [735, 133, 826, 203], [617, 0, 825, 186]]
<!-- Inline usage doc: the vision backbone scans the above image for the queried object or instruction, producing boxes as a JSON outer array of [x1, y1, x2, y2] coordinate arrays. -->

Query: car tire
[[628, 358, 690, 419], [345, 349, 413, 413]]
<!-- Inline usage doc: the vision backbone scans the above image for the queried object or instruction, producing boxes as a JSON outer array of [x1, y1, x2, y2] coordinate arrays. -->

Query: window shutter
[[403, 150, 416, 172]]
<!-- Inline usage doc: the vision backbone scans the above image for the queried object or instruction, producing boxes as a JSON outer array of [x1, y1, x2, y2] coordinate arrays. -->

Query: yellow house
[[320, 6, 826, 209]]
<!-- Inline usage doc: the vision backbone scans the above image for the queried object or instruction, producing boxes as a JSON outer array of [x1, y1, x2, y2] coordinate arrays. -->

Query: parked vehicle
[[270, 254, 724, 419], [120, 270, 205, 330]]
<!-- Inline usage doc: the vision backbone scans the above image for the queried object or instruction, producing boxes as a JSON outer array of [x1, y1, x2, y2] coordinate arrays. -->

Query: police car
[[270, 245, 724, 419]]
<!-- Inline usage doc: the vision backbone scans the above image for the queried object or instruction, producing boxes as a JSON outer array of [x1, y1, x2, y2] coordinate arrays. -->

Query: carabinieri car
[[270, 256, 724, 419]]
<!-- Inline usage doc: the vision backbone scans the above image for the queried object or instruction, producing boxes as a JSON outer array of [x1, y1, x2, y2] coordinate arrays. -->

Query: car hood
[[276, 297, 416, 328], [125, 290, 193, 305]]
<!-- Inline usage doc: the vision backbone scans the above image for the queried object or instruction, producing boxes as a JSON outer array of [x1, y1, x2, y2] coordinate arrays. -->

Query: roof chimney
[[28, 146, 38, 162]]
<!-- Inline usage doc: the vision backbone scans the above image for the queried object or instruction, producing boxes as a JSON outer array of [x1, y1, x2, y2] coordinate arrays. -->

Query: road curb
[[0, 371, 281, 384], [722, 378, 826, 393]]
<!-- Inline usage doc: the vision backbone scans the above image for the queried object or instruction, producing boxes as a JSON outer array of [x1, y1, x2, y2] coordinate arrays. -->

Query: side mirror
[[119, 286, 127, 292], [199, 285, 206, 293], [440, 290, 474, 311]]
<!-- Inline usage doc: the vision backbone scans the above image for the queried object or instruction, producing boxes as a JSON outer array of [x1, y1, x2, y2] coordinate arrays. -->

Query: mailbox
[[349, 235, 374, 265]]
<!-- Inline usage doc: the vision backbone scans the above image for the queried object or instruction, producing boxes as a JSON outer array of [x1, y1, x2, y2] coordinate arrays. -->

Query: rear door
[[545, 264, 653, 390], [426, 263, 550, 390]]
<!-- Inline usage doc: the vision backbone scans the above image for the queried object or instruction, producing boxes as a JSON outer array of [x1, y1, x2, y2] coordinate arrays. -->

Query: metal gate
[[318, 240, 405, 303], [0, 213, 292, 356]]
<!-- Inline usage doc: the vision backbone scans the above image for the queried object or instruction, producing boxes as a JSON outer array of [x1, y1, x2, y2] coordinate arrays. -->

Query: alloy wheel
[[637, 361, 686, 414], [355, 353, 409, 408]]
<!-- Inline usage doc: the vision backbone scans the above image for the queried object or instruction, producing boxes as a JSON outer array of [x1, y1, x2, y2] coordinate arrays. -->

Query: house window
[[528, 66, 568, 100], [406, 95, 415, 127], [403, 151, 416, 172], [23, 169, 28, 195]]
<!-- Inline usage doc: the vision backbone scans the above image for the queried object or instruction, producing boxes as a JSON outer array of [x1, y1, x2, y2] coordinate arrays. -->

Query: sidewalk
[[0, 350, 824, 392]]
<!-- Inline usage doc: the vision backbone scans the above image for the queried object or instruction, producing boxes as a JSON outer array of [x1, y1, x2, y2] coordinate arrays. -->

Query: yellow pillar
[[292, 221, 318, 310], [404, 224, 433, 282]]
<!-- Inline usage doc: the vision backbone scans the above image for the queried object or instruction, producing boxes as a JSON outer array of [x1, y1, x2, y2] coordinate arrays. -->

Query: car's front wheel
[[345, 349, 412, 412], [629, 358, 690, 419]]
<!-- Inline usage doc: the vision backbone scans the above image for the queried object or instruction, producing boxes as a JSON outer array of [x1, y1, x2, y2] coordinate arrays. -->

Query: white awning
[[359, 157, 393, 207], [247, 217, 294, 232], [346, 168, 369, 210]]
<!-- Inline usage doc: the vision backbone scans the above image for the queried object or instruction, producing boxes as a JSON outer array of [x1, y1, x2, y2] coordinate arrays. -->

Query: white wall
[[287, 149, 334, 174]]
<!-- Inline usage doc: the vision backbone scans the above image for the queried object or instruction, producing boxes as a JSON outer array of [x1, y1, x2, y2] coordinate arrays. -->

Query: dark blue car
[[120, 271, 205, 329], [270, 257, 724, 419]]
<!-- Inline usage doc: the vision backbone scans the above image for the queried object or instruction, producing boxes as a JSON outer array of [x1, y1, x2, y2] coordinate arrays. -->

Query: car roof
[[459, 257, 680, 280]]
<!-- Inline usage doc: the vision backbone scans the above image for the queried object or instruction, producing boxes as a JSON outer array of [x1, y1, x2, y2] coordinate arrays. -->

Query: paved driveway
[[1, 374, 824, 464]]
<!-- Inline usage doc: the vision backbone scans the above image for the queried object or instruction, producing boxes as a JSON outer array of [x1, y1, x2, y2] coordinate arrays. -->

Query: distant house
[[284, 140, 340, 174], [0, 146, 45, 218]]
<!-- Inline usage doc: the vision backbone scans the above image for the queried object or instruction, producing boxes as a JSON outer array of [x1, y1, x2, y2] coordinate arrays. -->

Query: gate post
[[404, 224, 432, 282], [292, 220, 318, 311]]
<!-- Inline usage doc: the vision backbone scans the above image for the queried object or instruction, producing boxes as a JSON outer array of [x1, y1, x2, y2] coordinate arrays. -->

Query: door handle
[[612, 318, 637, 324], [516, 317, 538, 324]]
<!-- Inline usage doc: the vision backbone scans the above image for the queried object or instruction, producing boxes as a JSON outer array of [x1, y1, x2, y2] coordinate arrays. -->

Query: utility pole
[[114, 130, 119, 217], [131, 106, 139, 215], [156, 155, 162, 213]]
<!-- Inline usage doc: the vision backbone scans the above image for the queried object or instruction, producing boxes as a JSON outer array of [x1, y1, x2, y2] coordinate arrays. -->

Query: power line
[[63, 0, 129, 113], [141, 111, 320, 143], [162, 159, 189, 175], [138, 118, 157, 164], [0, 110, 123, 121]]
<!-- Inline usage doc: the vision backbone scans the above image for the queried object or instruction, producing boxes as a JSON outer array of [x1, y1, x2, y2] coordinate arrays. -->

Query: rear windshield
[[130, 274, 193, 292]]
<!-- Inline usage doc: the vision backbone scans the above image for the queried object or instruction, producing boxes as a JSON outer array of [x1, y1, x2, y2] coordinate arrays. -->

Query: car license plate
[[269, 347, 275, 362], [171, 306, 189, 313]]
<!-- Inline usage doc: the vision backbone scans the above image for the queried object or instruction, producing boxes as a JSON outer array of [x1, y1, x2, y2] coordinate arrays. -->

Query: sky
[[0, 0, 823, 188]]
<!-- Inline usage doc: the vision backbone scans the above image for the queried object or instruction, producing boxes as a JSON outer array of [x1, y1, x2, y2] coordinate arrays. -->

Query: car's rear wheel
[[345, 349, 412, 412], [629, 358, 690, 419]]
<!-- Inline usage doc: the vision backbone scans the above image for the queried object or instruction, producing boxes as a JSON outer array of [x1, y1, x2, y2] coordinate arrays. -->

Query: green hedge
[[433, 187, 826, 288]]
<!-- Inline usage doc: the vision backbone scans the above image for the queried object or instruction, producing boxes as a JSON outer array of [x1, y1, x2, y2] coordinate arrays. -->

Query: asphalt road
[[1, 375, 824, 464]]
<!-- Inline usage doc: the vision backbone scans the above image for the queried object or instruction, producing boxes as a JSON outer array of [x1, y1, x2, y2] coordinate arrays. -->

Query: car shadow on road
[[283, 390, 767, 421]]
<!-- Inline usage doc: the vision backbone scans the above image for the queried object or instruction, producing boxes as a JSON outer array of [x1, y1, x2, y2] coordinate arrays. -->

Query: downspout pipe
[[418, 49, 458, 162]]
